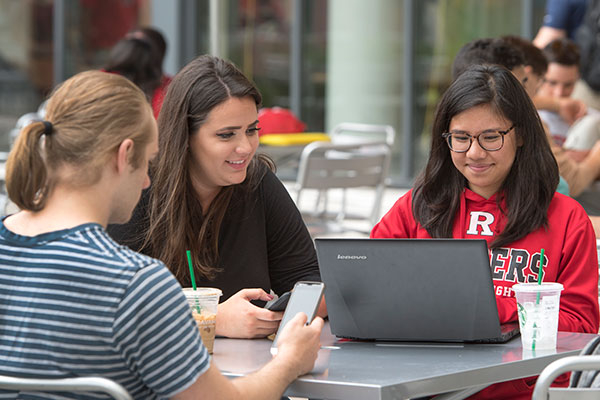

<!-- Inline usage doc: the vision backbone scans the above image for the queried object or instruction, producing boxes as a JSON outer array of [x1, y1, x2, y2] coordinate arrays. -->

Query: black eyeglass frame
[[441, 124, 515, 153]]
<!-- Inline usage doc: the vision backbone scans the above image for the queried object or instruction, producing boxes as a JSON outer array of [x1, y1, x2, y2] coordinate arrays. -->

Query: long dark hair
[[144, 54, 272, 283], [412, 64, 558, 248]]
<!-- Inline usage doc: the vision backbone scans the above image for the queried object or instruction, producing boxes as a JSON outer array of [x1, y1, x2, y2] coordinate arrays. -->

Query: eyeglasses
[[442, 125, 515, 153]]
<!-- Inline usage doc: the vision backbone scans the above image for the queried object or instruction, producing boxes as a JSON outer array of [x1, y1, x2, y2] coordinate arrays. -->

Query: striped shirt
[[0, 222, 209, 399]]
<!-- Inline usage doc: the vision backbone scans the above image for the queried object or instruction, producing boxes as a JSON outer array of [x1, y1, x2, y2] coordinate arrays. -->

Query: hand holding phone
[[270, 281, 325, 355], [216, 288, 282, 338]]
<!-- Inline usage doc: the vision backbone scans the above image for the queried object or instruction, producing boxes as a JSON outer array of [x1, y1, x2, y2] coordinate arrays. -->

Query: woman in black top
[[109, 55, 321, 339]]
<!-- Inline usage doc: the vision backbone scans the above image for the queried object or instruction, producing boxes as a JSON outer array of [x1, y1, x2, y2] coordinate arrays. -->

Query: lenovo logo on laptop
[[337, 254, 367, 260]]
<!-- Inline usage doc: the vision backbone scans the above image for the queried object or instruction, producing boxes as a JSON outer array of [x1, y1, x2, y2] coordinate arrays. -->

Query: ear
[[524, 65, 534, 76], [116, 139, 135, 174]]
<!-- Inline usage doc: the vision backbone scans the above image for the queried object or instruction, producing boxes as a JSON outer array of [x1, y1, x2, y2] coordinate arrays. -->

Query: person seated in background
[[126, 26, 172, 118], [372, 64, 599, 399], [103, 36, 167, 118], [539, 38, 600, 152], [108, 54, 326, 339], [539, 38, 600, 216], [533, 0, 600, 112], [503, 35, 600, 199], [0, 70, 323, 400]]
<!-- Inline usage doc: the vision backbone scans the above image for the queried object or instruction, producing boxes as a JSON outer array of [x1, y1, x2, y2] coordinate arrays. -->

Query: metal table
[[212, 323, 598, 400]]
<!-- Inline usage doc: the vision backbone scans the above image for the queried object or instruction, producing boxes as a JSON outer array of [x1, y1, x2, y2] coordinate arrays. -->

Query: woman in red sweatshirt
[[371, 64, 599, 399]]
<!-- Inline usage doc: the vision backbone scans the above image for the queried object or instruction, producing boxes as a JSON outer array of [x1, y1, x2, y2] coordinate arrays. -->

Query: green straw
[[532, 248, 545, 351], [186, 250, 201, 313], [536, 248, 545, 303], [186, 250, 197, 290]]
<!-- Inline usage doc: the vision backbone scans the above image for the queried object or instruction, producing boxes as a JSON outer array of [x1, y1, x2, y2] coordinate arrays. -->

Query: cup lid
[[512, 282, 563, 293], [182, 287, 223, 297]]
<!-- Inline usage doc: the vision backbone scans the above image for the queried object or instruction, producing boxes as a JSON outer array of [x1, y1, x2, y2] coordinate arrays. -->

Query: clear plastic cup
[[182, 288, 222, 354], [512, 282, 563, 351]]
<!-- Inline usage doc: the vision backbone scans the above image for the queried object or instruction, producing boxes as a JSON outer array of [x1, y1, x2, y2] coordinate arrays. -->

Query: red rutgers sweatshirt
[[371, 188, 599, 400]]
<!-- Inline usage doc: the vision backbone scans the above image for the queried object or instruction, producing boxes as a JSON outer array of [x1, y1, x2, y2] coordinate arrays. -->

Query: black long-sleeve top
[[108, 168, 320, 301]]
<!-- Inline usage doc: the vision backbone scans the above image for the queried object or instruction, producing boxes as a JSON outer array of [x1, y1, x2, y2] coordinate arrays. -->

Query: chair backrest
[[0, 375, 132, 400], [330, 122, 396, 147], [295, 140, 391, 226], [532, 355, 600, 400], [296, 141, 391, 191]]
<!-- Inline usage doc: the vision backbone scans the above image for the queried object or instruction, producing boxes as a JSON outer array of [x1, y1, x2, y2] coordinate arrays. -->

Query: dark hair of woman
[[412, 64, 559, 248], [143, 54, 272, 282], [104, 37, 162, 101], [139, 27, 167, 63], [126, 26, 167, 69]]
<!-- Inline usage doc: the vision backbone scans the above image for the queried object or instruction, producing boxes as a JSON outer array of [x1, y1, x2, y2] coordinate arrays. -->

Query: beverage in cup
[[182, 288, 222, 354], [512, 282, 563, 351]]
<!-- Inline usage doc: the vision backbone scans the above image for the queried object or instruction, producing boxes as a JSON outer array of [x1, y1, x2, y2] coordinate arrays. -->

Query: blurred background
[[0, 0, 547, 186]]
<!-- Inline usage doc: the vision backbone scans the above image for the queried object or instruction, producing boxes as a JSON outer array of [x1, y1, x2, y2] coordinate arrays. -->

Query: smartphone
[[264, 291, 291, 311], [270, 281, 325, 355]]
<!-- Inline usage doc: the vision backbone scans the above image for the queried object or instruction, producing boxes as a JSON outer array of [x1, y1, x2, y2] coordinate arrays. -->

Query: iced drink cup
[[183, 288, 222, 354], [512, 282, 563, 351]]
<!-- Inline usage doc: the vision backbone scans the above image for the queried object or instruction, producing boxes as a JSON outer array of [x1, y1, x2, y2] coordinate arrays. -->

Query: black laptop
[[315, 238, 519, 343]]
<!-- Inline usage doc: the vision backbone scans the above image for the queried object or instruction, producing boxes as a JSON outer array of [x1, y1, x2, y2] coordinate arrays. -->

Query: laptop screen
[[315, 238, 505, 341]]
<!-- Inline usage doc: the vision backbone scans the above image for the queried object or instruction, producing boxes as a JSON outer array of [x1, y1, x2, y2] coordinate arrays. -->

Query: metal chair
[[0, 375, 133, 400], [294, 140, 391, 234], [532, 355, 600, 399]]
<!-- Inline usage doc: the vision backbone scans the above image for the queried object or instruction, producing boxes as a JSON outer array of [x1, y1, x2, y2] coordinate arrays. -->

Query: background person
[[533, 0, 600, 113], [573, 0, 600, 110], [533, 0, 587, 49], [371, 65, 599, 399], [103, 36, 166, 118], [108, 55, 324, 339], [126, 26, 172, 118], [127, 26, 169, 73], [501, 35, 600, 199], [0, 69, 323, 400], [539, 37, 600, 151], [538, 38, 600, 216]]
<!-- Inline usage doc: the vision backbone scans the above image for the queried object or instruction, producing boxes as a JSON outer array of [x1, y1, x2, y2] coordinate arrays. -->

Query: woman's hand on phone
[[215, 288, 284, 339]]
